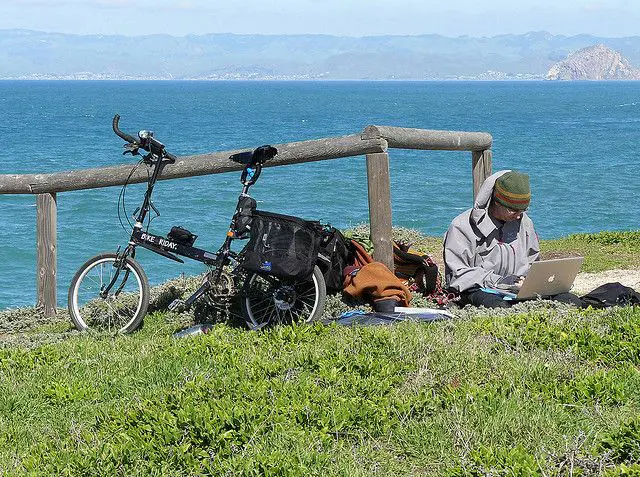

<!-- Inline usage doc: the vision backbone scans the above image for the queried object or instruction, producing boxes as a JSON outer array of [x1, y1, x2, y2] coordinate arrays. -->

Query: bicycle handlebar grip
[[112, 114, 138, 144]]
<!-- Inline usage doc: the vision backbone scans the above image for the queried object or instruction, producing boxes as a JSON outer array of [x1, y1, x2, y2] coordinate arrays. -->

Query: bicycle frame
[[103, 146, 266, 311], [98, 115, 277, 312], [131, 228, 220, 265], [122, 154, 254, 263]]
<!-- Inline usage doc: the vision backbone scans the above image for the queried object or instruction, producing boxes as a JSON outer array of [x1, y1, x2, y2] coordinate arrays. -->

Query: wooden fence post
[[366, 152, 394, 270], [36, 193, 57, 316], [472, 149, 492, 201]]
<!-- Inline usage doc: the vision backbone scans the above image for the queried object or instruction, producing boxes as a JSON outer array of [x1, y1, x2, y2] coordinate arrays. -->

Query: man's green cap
[[493, 171, 531, 211]]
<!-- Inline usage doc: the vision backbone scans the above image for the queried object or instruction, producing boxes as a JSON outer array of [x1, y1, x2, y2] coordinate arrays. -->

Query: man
[[443, 170, 583, 308]]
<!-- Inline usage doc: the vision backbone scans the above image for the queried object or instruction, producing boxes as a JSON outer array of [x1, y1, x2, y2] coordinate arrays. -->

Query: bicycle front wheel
[[241, 265, 326, 329], [68, 253, 150, 333]]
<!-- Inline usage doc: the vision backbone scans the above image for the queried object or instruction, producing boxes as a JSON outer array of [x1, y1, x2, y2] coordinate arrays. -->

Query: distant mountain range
[[2, 29, 640, 80]]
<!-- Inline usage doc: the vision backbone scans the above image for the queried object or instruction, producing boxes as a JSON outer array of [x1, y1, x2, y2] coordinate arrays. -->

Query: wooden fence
[[0, 125, 492, 316]]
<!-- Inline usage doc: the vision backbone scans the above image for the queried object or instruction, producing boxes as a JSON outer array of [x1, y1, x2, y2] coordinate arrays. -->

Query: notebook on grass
[[483, 257, 584, 300]]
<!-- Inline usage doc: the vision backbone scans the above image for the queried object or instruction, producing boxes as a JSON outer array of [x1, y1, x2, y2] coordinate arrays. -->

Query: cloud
[[583, 2, 612, 11], [5, 0, 77, 5], [3, 0, 640, 37], [3, 0, 211, 9], [96, 0, 129, 6], [4, 0, 114, 6]]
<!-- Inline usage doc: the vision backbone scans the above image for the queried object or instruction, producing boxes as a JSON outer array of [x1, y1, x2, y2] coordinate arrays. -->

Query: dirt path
[[572, 269, 640, 295]]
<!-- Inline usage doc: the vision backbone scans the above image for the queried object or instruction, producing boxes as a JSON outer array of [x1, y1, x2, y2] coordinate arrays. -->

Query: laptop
[[485, 257, 584, 300]]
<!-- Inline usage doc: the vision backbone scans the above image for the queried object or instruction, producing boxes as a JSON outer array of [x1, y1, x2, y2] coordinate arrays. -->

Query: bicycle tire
[[241, 265, 326, 329], [68, 253, 150, 333]]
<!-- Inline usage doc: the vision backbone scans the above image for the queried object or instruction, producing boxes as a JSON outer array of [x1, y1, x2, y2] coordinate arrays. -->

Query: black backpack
[[317, 227, 354, 294], [581, 282, 640, 308]]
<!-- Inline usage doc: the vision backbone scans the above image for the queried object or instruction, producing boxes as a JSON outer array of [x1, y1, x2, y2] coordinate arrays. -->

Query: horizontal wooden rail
[[362, 125, 492, 151], [0, 124, 492, 316], [0, 134, 388, 195], [0, 126, 491, 195]]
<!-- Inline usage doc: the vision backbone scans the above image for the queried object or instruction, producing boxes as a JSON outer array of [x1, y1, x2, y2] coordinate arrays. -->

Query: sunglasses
[[501, 204, 527, 214]]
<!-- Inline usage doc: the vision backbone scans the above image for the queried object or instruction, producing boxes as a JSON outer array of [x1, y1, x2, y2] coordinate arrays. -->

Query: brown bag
[[350, 239, 374, 268], [393, 241, 439, 294], [343, 240, 411, 308]]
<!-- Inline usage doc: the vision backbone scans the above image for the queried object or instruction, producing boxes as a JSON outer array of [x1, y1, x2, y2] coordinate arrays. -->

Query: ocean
[[1, 80, 638, 310]]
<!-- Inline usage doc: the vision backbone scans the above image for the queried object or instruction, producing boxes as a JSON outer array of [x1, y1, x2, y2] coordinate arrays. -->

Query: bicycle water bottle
[[173, 323, 213, 338]]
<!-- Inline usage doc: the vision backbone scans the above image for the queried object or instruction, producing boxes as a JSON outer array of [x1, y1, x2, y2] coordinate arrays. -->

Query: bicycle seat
[[230, 145, 277, 165]]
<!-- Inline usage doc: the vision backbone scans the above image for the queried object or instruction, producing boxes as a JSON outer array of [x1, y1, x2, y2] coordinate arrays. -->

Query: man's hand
[[496, 274, 525, 291]]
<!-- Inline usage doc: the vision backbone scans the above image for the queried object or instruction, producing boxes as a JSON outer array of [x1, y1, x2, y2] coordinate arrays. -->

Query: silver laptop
[[492, 257, 584, 300], [514, 257, 583, 299]]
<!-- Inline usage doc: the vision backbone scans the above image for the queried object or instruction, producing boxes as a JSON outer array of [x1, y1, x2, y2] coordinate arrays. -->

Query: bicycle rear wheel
[[68, 253, 150, 333], [241, 265, 326, 329]]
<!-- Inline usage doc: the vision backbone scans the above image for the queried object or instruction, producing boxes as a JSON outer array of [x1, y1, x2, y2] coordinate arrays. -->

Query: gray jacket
[[443, 170, 540, 292]]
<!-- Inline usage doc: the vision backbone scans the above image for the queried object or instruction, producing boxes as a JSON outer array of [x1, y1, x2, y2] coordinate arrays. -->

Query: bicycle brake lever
[[123, 143, 139, 156]]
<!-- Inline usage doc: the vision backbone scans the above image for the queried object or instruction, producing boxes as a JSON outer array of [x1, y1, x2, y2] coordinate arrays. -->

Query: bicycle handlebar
[[112, 114, 177, 163], [112, 114, 138, 144]]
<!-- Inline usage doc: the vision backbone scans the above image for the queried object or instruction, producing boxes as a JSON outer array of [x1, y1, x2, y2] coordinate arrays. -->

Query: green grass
[[540, 230, 640, 272], [2, 309, 640, 475], [1, 229, 640, 476]]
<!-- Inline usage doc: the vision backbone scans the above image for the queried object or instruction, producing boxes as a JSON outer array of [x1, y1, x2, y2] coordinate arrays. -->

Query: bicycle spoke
[[249, 297, 277, 317], [243, 266, 324, 328], [249, 303, 275, 321], [288, 308, 297, 324], [297, 294, 317, 307], [83, 274, 103, 289]]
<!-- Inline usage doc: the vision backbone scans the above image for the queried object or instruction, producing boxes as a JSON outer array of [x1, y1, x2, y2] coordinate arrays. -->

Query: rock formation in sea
[[546, 44, 640, 80]]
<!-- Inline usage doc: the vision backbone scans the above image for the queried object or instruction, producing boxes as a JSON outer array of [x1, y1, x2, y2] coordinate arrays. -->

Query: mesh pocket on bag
[[317, 227, 354, 294], [241, 211, 322, 281]]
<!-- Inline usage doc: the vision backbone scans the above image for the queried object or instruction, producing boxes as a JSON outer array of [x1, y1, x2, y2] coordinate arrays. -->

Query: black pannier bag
[[317, 227, 354, 294], [241, 210, 322, 281]]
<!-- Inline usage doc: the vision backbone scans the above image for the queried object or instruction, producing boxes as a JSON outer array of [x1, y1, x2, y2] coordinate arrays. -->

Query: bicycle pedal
[[168, 299, 187, 312]]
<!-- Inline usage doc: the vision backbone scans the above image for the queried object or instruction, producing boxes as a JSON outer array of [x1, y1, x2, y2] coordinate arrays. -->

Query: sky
[[0, 0, 639, 38]]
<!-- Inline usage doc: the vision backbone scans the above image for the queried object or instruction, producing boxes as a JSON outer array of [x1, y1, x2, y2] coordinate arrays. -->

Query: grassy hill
[[1, 230, 639, 475]]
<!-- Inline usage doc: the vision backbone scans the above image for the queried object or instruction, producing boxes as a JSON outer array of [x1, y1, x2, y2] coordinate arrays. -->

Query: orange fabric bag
[[343, 240, 411, 308]]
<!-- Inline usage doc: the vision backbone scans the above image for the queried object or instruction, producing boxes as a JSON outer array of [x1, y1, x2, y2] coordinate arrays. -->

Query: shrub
[[599, 418, 640, 464], [446, 446, 540, 477]]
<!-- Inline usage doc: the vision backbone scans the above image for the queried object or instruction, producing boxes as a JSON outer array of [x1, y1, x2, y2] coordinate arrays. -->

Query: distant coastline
[[2, 29, 640, 81], [0, 75, 546, 81]]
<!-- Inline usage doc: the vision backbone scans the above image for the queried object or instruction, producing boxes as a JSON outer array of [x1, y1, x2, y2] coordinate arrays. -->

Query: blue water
[[1, 80, 639, 310]]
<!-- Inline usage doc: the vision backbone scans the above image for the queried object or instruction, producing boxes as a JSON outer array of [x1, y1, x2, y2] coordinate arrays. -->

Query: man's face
[[489, 199, 526, 222]]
